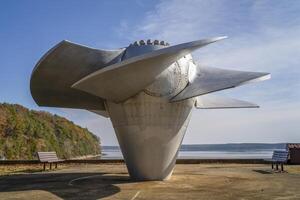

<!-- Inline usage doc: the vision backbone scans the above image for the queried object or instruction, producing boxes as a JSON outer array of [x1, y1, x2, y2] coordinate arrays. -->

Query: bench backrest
[[272, 150, 289, 163], [37, 151, 59, 162]]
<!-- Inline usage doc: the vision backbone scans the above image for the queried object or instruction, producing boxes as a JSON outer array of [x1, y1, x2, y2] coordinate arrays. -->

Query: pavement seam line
[[68, 175, 103, 186], [131, 191, 141, 200]]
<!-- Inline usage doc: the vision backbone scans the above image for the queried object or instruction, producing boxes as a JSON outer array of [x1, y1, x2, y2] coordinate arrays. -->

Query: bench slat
[[270, 150, 289, 163], [37, 151, 64, 163]]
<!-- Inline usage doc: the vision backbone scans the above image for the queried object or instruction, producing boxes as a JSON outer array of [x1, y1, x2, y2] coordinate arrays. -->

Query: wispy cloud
[[119, 0, 300, 102], [186, 101, 300, 144], [64, 0, 300, 145]]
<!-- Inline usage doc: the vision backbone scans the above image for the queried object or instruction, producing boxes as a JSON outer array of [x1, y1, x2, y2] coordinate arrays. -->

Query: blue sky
[[0, 0, 299, 145]]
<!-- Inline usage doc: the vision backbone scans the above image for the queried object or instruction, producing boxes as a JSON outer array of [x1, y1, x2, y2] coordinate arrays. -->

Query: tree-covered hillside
[[0, 103, 101, 160]]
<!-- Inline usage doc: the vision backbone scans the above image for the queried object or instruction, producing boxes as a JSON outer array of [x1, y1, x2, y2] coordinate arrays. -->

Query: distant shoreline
[[69, 154, 102, 160], [101, 143, 287, 160], [0, 158, 270, 165]]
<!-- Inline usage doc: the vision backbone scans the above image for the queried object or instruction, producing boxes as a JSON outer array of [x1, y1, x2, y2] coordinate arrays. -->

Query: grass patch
[[0, 164, 69, 176], [286, 165, 300, 174]]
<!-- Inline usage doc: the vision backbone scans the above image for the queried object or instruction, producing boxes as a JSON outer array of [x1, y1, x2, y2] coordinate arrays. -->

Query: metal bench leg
[[281, 163, 284, 171], [43, 163, 46, 171], [272, 163, 274, 169], [55, 163, 58, 169], [276, 163, 278, 170], [50, 163, 52, 170]]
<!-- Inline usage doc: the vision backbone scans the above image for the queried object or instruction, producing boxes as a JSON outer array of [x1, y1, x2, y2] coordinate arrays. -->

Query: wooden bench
[[37, 152, 64, 170], [268, 150, 289, 171]]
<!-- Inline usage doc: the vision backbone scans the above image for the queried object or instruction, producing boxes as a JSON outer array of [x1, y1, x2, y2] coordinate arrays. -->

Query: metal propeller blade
[[72, 37, 227, 103], [171, 65, 270, 102], [195, 94, 259, 109], [30, 40, 125, 110]]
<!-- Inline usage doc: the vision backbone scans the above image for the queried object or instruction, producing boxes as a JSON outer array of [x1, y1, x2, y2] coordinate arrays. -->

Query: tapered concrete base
[[106, 92, 194, 180]]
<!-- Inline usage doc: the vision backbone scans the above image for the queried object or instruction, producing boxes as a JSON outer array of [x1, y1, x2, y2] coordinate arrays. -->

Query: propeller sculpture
[[30, 37, 270, 180]]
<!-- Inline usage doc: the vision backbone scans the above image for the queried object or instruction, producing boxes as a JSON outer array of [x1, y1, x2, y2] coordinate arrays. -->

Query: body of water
[[101, 143, 287, 159]]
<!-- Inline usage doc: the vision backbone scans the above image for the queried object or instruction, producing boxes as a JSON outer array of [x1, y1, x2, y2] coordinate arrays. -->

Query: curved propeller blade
[[30, 40, 125, 110], [171, 65, 270, 102], [72, 37, 227, 103], [195, 94, 259, 109]]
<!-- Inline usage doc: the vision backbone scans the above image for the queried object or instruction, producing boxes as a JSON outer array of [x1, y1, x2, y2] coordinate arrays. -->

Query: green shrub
[[0, 103, 101, 160]]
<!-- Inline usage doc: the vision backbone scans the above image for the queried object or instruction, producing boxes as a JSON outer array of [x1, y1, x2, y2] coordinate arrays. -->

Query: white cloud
[[63, 0, 300, 145], [120, 0, 300, 144], [186, 101, 300, 144]]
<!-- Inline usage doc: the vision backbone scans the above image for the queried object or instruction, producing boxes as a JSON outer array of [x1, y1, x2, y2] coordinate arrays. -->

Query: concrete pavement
[[0, 163, 299, 200]]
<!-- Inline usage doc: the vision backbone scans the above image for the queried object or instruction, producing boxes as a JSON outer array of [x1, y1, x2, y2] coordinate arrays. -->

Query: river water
[[101, 144, 286, 159]]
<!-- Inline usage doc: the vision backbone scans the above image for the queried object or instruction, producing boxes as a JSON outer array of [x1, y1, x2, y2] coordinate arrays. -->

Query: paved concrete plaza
[[0, 163, 299, 200]]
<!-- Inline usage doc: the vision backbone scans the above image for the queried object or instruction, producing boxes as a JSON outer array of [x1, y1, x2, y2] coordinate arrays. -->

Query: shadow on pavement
[[252, 169, 273, 174], [0, 172, 132, 199]]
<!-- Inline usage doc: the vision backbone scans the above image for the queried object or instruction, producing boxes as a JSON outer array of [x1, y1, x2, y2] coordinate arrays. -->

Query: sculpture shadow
[[0, 172, 133, 199]]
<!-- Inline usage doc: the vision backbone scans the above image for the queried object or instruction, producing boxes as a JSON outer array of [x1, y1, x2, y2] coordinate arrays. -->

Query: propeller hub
[[123, 39, 169, 60], [130, 39, 170, 46]]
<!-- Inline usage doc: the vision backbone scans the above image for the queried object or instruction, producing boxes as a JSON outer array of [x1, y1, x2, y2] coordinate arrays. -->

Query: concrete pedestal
[[106, 92, 194, 180]]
